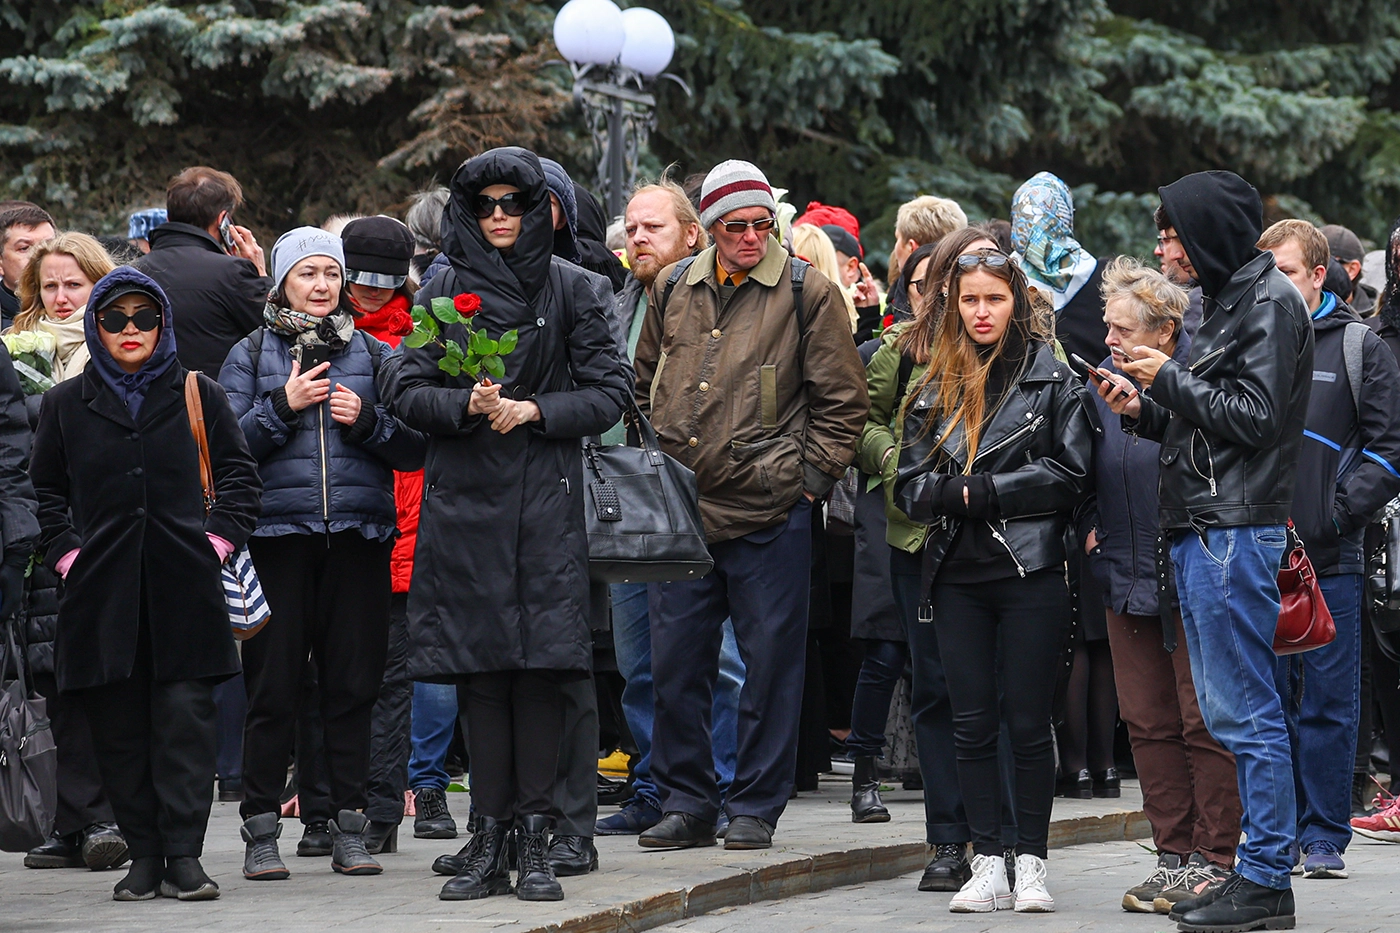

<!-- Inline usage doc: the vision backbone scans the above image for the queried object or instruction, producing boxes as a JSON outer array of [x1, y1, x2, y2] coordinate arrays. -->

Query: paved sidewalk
[[658, 838, 1400, 933], [0, 775, 1145, 933]]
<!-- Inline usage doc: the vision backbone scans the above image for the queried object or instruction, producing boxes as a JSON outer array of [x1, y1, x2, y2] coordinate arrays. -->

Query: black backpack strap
[[895, 352, 916, 402], [789, 257, 808, 332]]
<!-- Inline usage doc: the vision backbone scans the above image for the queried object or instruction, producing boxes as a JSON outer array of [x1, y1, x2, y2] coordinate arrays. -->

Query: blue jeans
[[407, 681, 459, 791], [1173, 525, 1295, 890], [612, 581, 744, 807], [1274, 573, 1362, 853]]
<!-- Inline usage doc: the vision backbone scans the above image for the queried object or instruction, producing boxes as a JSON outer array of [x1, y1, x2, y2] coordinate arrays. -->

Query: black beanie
[[342, 216, 415, 288]]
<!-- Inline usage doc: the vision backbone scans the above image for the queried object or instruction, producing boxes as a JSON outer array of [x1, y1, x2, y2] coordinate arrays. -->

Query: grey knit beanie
[[698, 160, 777, 230], [271, 226, 345, 290]]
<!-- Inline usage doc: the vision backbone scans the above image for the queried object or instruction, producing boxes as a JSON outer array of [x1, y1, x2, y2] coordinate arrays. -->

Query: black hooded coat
[[1127, 171, 1313, 530], [572, 183, 627, 294], [395, 148, 629, 678]]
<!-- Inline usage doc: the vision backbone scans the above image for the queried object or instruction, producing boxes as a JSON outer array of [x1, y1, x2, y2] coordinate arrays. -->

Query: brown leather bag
[[1274, 520, 1336, 655]]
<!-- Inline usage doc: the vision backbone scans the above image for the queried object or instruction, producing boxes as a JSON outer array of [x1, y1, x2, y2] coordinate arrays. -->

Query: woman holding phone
[[218, 228, 425, 882], [894, 247, 1093, 914]]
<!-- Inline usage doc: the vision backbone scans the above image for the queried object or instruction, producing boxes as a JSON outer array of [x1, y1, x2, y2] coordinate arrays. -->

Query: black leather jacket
[[1126, 252, 1313, 531], [894, 342, 1096, 581]]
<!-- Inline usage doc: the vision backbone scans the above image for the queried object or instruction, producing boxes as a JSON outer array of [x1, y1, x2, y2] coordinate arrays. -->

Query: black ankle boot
[[515, 814, 563, 901], [1177, 874, 1294, 932], [851, 757, 891, 823], [439, 816, 513, 900], [1091, 767, 1121, 798]]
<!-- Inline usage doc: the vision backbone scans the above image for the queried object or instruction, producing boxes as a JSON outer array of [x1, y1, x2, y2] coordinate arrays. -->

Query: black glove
[[0, 549, 28, 621], [940, 474, 996, 519]]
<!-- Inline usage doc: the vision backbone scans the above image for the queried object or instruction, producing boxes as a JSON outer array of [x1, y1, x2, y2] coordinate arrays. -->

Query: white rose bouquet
[[1, 330, 58, 395]]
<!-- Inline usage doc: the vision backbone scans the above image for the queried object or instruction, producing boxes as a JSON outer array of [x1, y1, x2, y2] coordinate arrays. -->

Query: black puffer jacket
[[394, 147, 628, 678], [1127, 172, 1313, 531], [894, 342, 1096, 583]]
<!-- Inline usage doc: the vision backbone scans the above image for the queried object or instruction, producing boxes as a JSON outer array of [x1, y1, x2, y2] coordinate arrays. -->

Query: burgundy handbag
[[1274, 521, 1336, 655]]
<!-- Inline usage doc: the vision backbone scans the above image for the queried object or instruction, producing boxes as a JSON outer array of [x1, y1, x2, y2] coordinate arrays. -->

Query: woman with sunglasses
[[393, 147, 627, 903], [30, 267, 262, 901], [893, 247, 1093, 914], [218, 228, 425, 881]]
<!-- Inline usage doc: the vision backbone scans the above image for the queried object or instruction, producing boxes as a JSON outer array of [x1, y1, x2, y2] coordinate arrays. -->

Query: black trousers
[[365, 593, 412, 824], [459, 671, 567, 821], [241, 531, 392, 819], [34, 671, 114, 836], [893, 548, 1018, 846], [553, 677, 599, 837], [78, 645, 218, 860], [650, 500, 812, 826], [932, 569, 1068, 858]]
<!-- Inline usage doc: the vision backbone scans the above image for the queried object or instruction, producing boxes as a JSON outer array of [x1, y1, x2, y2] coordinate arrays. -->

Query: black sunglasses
[[955, 250, 1010, 270], [720, 216, 777, 235], [472, 192, 531, 219], [97, 307, 161, 334]]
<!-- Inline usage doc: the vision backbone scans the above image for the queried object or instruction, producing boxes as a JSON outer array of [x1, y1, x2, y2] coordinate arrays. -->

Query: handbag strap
[[183, 372, 216, 515]]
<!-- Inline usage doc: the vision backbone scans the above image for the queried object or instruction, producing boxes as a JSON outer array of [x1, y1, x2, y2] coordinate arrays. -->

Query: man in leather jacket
[[1099, 171, 1313, 931]]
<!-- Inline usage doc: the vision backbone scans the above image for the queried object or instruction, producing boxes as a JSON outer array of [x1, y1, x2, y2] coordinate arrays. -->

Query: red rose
[[389, 310, 414, 336], [454, 293, 482, 318], [882, 313, 894, 330]]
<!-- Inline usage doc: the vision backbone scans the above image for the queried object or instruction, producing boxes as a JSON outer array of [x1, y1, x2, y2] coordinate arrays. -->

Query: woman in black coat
[[394, 147, 628, 903], [30, 267, 262, 902]]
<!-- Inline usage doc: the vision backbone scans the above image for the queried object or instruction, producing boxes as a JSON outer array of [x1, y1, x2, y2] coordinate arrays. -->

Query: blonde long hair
[[902, 248, 1044, 469], [13, 232, 115, 333], [791, 223, 857, 331]]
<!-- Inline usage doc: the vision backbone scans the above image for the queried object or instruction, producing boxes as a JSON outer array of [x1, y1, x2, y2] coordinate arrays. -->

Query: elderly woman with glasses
[[892, 247, 1094, 915]]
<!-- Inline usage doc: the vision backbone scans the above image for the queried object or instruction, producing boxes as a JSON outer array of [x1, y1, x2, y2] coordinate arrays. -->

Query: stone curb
[[530, 808, 1150, 933]]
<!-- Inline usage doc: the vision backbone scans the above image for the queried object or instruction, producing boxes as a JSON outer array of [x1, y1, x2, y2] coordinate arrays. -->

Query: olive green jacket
[[856, 325, 928, 553]]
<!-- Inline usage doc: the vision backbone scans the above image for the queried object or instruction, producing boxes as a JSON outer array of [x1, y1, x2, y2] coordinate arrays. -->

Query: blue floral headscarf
[[1010, 172, 1097, 308]]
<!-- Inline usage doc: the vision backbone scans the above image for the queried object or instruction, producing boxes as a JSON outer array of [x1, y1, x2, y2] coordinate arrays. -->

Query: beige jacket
[[634, 241, 868, 543]]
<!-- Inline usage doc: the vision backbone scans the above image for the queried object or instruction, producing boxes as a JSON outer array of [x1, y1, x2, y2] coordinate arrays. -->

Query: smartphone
[[1110, 345, 1138, 364], [1069, 352, 1108, 384], [299, 344, 332, 373], [218, 214, 236, 253]]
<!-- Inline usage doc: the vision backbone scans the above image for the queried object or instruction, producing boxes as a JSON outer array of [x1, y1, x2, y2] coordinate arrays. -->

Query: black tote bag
[[583, 402, 713, 583], [0, 613, 56, 851]]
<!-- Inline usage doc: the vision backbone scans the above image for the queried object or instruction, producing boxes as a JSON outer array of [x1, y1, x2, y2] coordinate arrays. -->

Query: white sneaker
[[949, 853, 1012, 912], [1013, 853, 1055, 912]]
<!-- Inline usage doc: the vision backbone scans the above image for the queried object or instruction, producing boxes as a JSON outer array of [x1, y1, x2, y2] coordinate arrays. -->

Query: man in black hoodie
[[1258, 220, 1400, 881], [1099, 171, 1312, 932]]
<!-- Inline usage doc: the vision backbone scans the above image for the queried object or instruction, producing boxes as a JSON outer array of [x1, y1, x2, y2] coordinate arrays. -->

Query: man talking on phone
[[136, 166, 271, 375], [1097, 171, 1312, 933]]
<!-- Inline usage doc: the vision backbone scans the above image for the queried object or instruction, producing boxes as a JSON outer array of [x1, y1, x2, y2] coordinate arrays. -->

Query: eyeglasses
[[1157, 234, 1180, 246], [719, 217, 777, 235], [912, 280, 926, 295], [97, 307, 161, 333], [471, 192, 531, 219], [954, 250, 1010, 270]]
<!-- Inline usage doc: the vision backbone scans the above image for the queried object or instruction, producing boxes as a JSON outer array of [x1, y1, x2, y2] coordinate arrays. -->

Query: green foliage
[[408, 295, 515, 380]]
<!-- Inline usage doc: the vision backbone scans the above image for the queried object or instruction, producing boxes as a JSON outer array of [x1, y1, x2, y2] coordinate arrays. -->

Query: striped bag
[[184, 373, 272, 641]]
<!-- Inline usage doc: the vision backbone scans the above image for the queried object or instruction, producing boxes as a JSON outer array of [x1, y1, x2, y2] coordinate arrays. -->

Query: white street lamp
[[619, 8, 675, 77], [552, 0, 626, 67]]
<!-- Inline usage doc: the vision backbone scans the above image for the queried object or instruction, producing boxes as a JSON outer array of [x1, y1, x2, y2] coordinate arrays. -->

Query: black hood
[[1158, 171, 1263, 299], [1380, 214, 1400, 330], [441, 147, 555, 302], [572, 182, 627, 293]]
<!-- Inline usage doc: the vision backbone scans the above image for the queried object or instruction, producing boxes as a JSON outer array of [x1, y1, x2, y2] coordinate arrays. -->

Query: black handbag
[[1369, 514, 1400, 633], [0, 612, 56, 851], [582, 402, 714, 583]]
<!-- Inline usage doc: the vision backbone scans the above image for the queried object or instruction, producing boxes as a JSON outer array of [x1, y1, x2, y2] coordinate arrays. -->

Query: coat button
[[699, 382, 709, 391], [129, 432, 139, 440], [688, 436, 698, 447], [131, 467, 143, 476], [536, 317, 546, 327], [134, 508, 145, 517], [711, 329, 722, 338]]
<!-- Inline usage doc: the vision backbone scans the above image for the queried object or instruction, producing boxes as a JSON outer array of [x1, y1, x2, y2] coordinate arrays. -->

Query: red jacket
[[353, 295, 419, 593]]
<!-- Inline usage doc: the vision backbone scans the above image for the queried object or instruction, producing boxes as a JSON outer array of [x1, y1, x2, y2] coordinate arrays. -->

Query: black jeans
[[241, 531, 392, 819], [932, 568, 1068, 858], [459, 671, 568, 821], [78, 640, 218, 860], [845, 639, 907, 757], [365, 593, 412, 824], [553, 677, 599, 837], [33, 671, 114, 836]]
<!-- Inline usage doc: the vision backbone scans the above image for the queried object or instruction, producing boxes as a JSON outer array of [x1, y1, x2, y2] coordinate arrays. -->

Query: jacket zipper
[[1123, 436, 1138, 607], [971, 415, 1045, 467], [318, 405, 330, 524], [1189, 345, 1226, 372], [1190, 429, 1217, 496], [989, 525, 1027, 577]]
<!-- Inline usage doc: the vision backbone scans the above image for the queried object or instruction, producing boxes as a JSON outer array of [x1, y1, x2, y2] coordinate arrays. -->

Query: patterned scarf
[[263, 298, 356, 353], [1010, 172, 1097, 310]]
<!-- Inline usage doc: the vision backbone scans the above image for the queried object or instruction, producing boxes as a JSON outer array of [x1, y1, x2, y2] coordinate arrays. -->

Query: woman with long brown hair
[[893, 246, 1093, 915], [11, 232, 116, 382]]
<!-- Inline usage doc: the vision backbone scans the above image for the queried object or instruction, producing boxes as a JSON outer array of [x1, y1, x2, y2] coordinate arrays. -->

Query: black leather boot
[[1091, 767, 1121, 798], [297, 820, 332, 857], [637, 811, 716, 848], [1177, 874, 1295, 932], [439, 816, 513, 900], [851, 757, 890, 823], [24, 831, 84, 869], [363, 820, 399, 855], [547, 835, 598, 876], [918, 843, 971, 891], [80, 823, 129, 871], [515, 814, 564, 901]]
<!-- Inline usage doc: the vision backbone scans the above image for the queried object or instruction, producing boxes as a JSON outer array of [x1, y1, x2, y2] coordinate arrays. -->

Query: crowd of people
[[3, 147, 1400, 933]]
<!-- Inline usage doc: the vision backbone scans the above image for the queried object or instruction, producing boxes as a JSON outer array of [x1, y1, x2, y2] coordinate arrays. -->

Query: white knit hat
[[698, 160, 777, 229]]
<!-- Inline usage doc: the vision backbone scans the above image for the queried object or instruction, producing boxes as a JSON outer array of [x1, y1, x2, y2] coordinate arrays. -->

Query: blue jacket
[[219, 326, 425, 538]]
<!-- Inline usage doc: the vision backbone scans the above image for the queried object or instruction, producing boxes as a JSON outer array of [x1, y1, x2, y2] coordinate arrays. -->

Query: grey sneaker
[[1122, 853, 1180, 912], [330, 810, 383, 876], [240, 813, 289, 880], [1156, 852, 1230, 915]]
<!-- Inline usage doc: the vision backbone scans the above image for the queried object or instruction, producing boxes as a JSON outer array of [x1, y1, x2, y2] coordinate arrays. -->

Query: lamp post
[[553, 1, 679, 219]]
